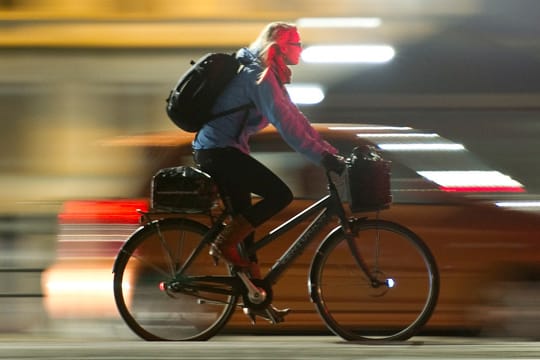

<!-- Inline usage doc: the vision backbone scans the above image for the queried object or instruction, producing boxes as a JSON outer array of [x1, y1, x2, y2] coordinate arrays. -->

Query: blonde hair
[[249, 22, 297, 84]]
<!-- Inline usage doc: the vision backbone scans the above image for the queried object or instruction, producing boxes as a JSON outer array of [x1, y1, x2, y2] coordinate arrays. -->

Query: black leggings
[[193, 147, 293, 228]]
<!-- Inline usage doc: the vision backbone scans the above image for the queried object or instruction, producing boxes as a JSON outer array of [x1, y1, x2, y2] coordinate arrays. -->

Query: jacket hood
[[236, 47, 260, 66]]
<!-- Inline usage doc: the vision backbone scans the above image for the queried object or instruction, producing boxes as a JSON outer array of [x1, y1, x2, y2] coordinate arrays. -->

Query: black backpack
[[165, 52, 253, 132]]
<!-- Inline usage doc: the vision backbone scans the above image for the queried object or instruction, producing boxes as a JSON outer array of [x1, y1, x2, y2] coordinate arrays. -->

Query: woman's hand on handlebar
[[321, 152, 346, 175]]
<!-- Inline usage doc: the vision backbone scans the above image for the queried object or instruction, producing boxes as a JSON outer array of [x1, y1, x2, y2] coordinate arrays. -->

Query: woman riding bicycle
[[192, 22, 345, 318]]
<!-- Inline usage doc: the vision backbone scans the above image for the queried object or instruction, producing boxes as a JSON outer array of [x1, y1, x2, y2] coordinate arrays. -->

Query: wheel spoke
[[120, 248, 172, 279], [113, 218, 237, 341], [155, 223, 179, 276]]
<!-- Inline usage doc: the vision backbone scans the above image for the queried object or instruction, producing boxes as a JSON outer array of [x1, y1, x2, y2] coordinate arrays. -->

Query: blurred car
[[48, 123, 540, 337]]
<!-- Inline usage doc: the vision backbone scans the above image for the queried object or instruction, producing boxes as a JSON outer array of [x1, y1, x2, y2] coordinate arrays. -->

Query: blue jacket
[[192, 48, 337, 165]]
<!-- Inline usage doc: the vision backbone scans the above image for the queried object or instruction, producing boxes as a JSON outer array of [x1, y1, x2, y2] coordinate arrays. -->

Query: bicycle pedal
[[266, 306, 290, 324], [242, 306, 290, 325], [242, 307, 257, 325]]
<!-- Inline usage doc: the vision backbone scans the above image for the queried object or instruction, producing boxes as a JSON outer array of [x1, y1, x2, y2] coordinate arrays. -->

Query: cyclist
[[193, 22, 345, 321]]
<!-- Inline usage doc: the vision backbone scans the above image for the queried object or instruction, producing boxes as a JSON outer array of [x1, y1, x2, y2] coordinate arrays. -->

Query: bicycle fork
[[344, 219, 396, 291]]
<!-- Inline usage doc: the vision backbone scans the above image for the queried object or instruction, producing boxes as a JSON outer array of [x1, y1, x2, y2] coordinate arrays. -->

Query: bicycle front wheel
[[113, 218, 237, 341], [310, 219, 439, 341]]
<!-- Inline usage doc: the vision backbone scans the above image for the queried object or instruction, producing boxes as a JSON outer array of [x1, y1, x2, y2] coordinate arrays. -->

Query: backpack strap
[[210, 62, 254, 119], [211, 102, 253, 119], [194, 103, 254, 142], [235, 105, 253, 141]]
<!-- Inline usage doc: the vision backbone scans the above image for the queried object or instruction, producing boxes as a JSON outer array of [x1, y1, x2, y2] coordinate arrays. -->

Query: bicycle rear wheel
[[310, 219, 439, 341], [113, 218, 237, 341]]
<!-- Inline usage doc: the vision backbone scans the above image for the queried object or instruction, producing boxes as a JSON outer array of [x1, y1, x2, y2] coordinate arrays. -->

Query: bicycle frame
[[250, 194, 335, 285], [156, 171, 378, 299], [250, 172, 383, 288], [167, 172, 342, 277]]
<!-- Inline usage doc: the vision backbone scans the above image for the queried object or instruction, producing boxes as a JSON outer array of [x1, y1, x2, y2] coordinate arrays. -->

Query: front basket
[[347, 145, 392, 213]]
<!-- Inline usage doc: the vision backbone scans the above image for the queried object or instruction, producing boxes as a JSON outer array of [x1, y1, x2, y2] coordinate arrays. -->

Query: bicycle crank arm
[[237, 271, 266, 305]]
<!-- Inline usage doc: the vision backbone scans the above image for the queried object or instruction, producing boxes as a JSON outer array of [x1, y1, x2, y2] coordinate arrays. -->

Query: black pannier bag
[[346, 145, 392, 213], [151, 166, 218, 213]]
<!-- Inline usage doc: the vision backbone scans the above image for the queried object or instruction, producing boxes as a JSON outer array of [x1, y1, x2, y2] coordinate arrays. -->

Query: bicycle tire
[[113, 218, 237, 341], [309, 219, 439, 341]]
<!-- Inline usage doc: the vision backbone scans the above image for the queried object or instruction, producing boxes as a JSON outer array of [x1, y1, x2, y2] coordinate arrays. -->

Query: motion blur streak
[[1, 0, 540, 339], [301, 45, 395, 63]]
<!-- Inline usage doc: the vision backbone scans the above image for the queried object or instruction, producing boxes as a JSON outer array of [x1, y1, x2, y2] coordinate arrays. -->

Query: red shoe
[[210, 243, 251, 267], [209, 215, 254, 268]]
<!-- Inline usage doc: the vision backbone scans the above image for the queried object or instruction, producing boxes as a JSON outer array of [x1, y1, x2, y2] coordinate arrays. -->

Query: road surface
[[1, 334, 539, 359]]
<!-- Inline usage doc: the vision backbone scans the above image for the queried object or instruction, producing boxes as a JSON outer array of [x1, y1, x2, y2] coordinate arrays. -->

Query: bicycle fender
[[111, 217, 209, 274]]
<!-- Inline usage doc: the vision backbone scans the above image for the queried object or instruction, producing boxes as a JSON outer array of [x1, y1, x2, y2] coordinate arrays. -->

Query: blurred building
[[2, 0, 540, 208], [1, 0, 540, 334]]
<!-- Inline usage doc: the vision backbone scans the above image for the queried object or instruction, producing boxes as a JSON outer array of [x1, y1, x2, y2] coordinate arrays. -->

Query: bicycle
[[112, 147, 440, 342]]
